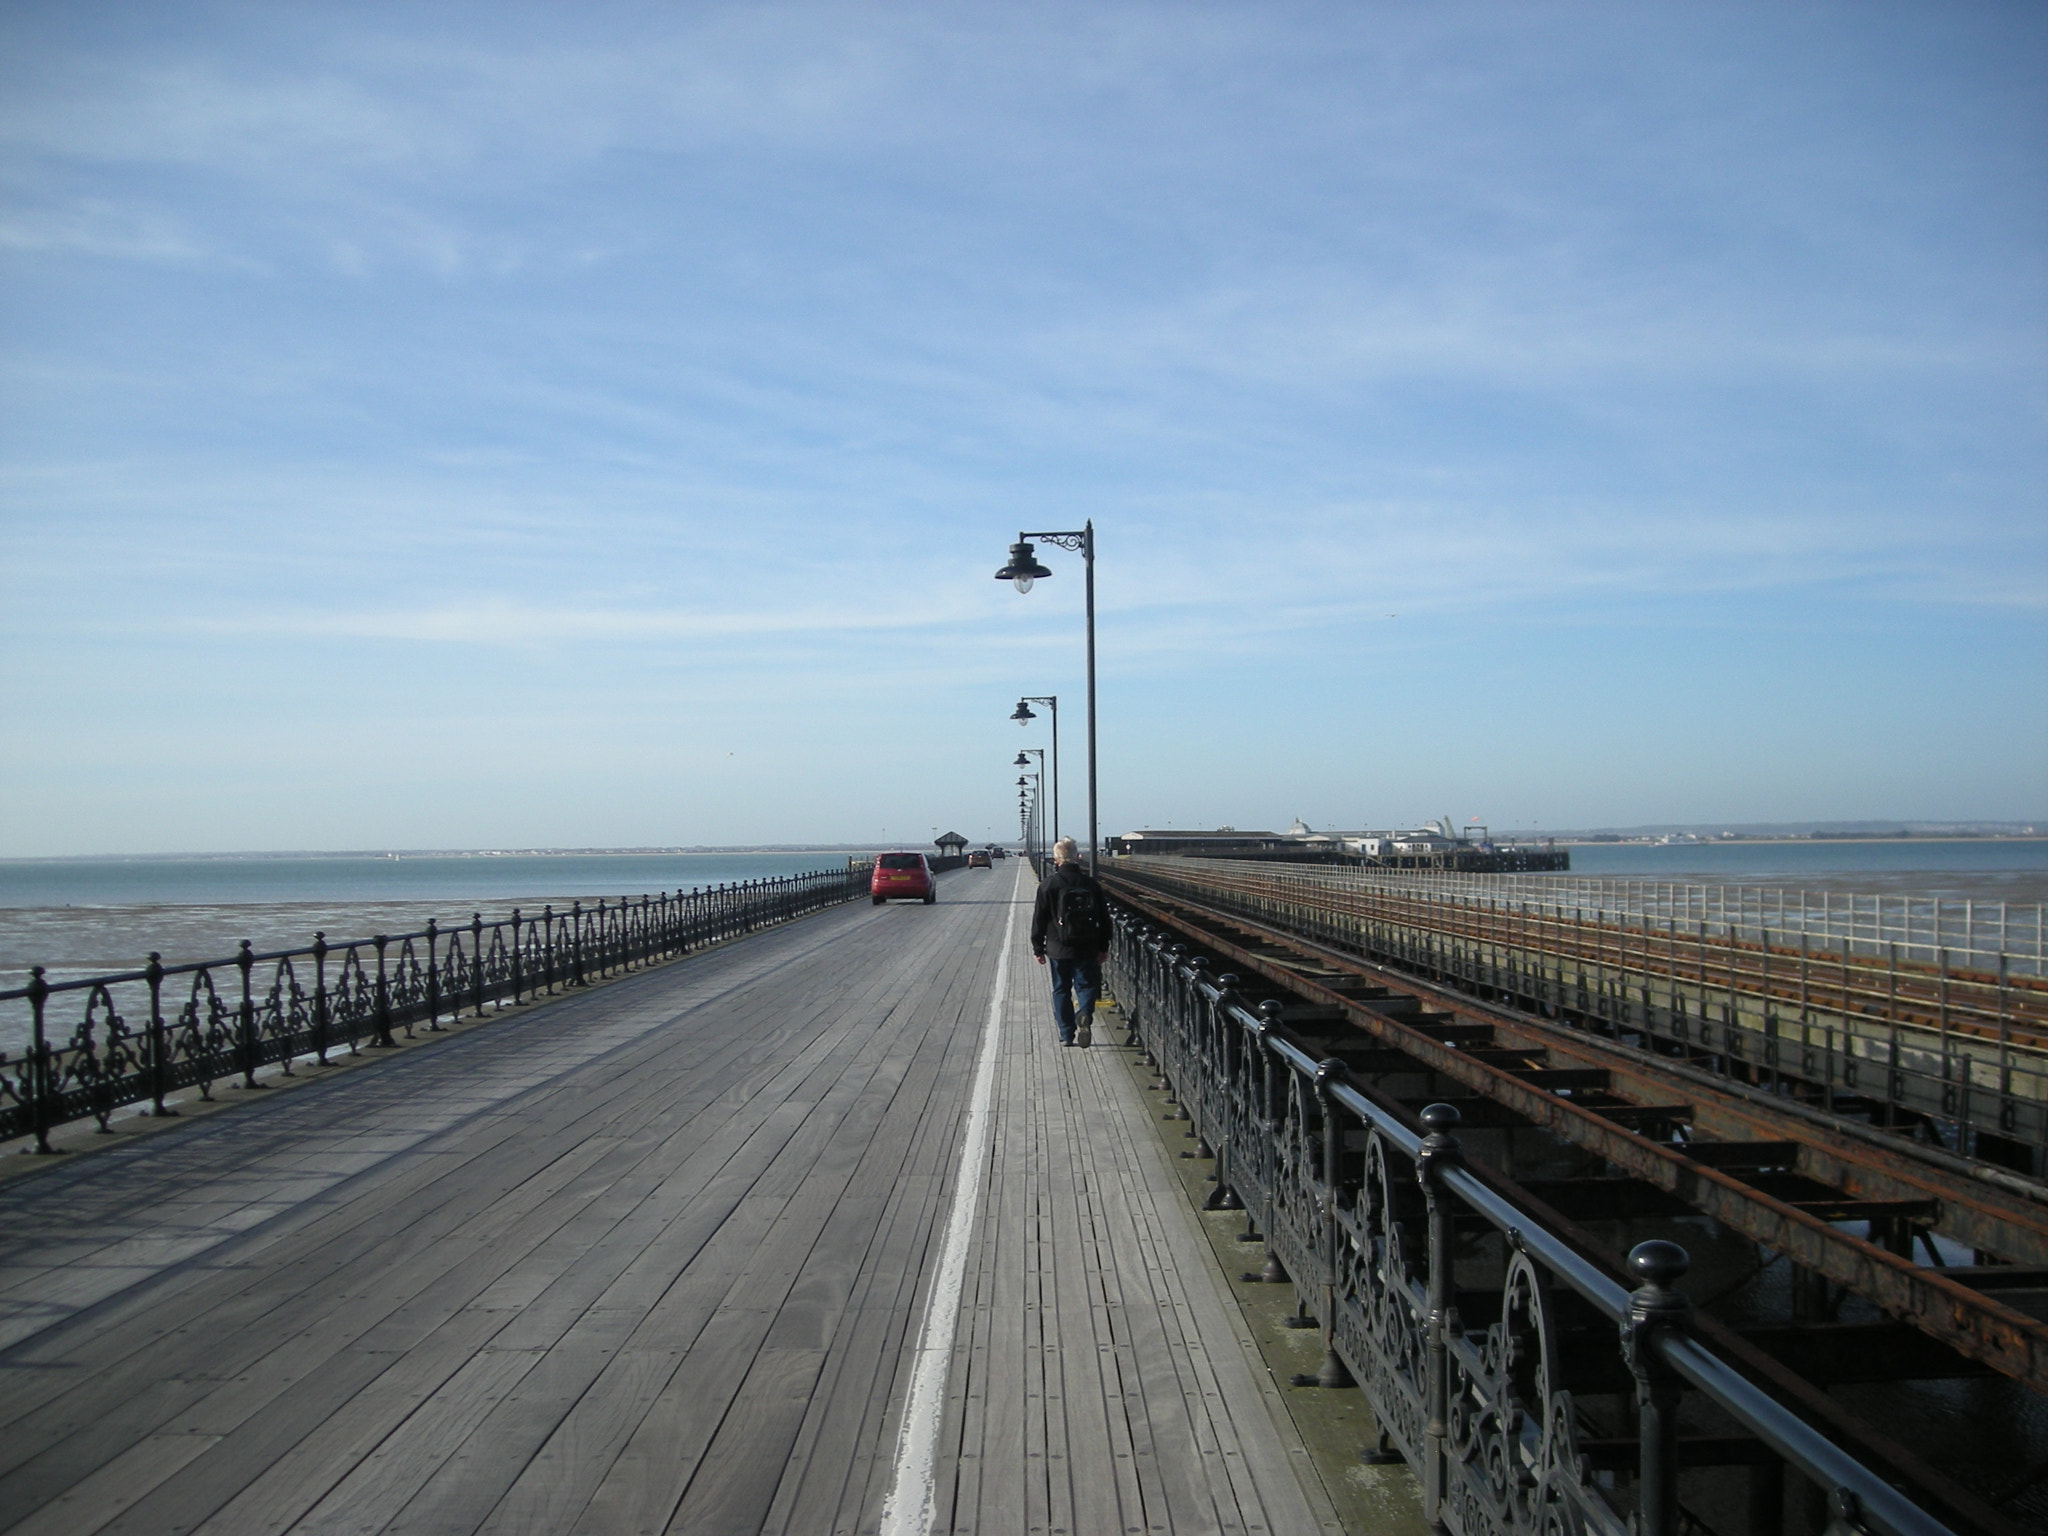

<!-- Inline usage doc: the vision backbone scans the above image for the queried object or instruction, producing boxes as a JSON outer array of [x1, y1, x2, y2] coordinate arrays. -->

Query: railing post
[[1623, 1240, 1693, 1536], [1416, 1100, 1462, 1527], [510, 909, 523, 1004], [313, 933, 330, 1063], [1312, 1057, 1354, 1388], [423, 920, 441, 1031], [472, 914, 487, 1014], [1243, 998, 1283, 1244], [542, 906, 556, 992], [237, 940, 261, 1086], [26, 966, 54, 1153], [570, 903, 586, 989], [373, 935, 395, 1048], [146, 952, 172, 1116]]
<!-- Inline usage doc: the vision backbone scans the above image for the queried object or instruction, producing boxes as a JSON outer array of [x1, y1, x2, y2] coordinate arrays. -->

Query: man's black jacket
[[1031, 861, 1110, 960]]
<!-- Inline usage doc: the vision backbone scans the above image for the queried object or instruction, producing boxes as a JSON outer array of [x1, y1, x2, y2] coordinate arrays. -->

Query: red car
[[871, 851, 936, 905]]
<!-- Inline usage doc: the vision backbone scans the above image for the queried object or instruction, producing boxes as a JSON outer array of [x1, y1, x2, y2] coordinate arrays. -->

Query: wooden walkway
[[0, 863, 1336, 1535]]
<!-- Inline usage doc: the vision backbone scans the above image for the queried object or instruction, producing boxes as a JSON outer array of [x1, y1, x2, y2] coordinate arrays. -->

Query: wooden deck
[[0, 863, 1336, 1535]]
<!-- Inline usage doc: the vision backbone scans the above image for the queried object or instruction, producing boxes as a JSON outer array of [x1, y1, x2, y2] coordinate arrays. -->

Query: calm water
[[0, 851, 866, 909]]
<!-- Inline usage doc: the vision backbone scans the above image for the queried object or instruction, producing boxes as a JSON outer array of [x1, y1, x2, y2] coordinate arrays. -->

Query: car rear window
[[879, 854, 923, 870]]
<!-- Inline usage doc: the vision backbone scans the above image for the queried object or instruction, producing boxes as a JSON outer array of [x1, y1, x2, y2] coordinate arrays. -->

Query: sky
[[1, 1, 2043, 857]]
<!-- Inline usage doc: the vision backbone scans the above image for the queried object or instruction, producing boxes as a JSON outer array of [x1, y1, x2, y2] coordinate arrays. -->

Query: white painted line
[[877, 863, 1022, 1536]]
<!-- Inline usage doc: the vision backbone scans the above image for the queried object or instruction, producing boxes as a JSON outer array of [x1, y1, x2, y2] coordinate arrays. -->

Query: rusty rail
[[1111, 855, 2048, 1157]]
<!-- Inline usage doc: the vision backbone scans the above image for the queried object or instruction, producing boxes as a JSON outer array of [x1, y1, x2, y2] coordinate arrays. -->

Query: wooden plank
[[1044, 1043, 1135, 1536], [664, 1346, 828, 1533], [564, 1293, 787, 1536], [470, 1345, 680, 1536], [4, 1424, 224, 1536], [92, 1348, 399, 1536], [183, 1305, 518, 1534], [763, 911, 1000, 1527]]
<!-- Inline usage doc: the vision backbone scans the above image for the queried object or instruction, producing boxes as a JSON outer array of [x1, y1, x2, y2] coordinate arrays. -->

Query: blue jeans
[[1047, 955, 1102, 1044]]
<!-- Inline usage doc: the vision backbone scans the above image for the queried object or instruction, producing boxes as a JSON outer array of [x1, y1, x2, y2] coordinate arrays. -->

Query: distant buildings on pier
[[1105, 819, 1571, 873]]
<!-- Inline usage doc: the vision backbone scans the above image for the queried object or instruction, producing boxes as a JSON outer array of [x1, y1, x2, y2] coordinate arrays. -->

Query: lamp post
[[995, 523, 1097, 873], [1014, 753, 1044, 861], [1017, 777, 1040, 862], [1010, 696, 1060, 847], [1016, 772, 1042, 862]]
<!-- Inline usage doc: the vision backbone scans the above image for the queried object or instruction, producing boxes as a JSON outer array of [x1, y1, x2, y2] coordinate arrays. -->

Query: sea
[[1559, 837, 2048, 905]]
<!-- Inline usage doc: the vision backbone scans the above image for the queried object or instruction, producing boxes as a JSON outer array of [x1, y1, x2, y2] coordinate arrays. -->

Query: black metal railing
[[1110, 908, 1953, 1536], [0, 865, 872, 1150]]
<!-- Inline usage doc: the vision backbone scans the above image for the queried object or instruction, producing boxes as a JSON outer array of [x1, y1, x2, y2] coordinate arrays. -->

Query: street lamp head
[[1013, 751, 1029, 766], [1010, 700, 1036, 724], [995, 540, 1053, 594]]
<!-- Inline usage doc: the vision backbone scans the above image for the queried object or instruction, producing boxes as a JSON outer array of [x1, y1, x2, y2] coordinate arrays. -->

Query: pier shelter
[[0, 863, 1357, 1535]]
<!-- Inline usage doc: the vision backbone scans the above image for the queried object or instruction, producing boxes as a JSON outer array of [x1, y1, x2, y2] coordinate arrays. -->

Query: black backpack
[[1050, 879, 1108, 951]]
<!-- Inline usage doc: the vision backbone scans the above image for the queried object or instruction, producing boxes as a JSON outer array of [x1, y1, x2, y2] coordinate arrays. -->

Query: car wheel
[[872, 895, 884, 905]]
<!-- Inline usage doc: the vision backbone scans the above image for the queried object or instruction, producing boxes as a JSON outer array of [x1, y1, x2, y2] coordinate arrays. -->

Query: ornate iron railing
[[0, 865, 871, 1150], [1111, 909, 1954, 1536]]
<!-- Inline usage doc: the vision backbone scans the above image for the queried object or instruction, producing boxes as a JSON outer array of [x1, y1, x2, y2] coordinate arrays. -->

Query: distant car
[[871, 851, 936, 904], [966, 850, 992, 869]]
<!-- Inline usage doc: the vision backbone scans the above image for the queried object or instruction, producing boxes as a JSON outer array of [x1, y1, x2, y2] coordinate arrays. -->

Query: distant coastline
[[1554, 833, 2048, 846], [0, 844, 894, 865]]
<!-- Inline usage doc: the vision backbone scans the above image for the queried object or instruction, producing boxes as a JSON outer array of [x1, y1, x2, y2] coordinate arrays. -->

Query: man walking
[[1030, 836, 1112, 1047]]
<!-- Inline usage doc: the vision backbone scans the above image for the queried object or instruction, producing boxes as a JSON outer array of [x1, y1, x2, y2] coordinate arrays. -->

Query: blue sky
[[1, 2, 2043, 856]]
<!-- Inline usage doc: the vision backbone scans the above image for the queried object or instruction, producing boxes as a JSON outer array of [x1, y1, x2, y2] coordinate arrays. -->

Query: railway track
[[1130, 859, 2048, 1047], [1105, 871, 2048, 1536], [1112, 856, 2048, 1161]]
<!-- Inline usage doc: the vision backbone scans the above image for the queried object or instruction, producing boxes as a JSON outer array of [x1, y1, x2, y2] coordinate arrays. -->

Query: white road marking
[[876, 863, 1022, 1536]]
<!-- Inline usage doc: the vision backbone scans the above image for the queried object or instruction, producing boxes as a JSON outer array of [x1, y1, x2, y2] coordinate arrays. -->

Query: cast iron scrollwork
[[173, 967, 234, 1100], [1332, 1127, 1430, 1466], [1442, 1248, 1616, 1536]]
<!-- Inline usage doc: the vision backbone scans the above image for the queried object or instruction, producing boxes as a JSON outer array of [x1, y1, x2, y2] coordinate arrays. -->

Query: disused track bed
[[1105, 873, 2048, 1536], [1111, 858, 2048, 1166], [1127, 864, 2048, 1045]]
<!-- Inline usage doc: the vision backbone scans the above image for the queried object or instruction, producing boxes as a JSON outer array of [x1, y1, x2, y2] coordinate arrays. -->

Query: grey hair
[[1053, 837, 1081, 864]]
